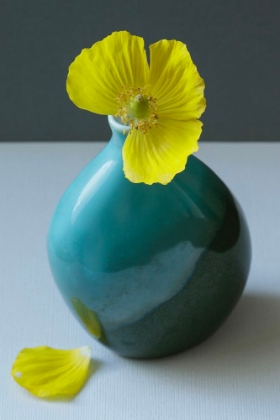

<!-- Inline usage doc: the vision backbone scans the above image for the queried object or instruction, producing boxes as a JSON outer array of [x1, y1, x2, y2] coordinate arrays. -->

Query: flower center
[[128, 94, 149, 119], [115, 86, 158, 134]]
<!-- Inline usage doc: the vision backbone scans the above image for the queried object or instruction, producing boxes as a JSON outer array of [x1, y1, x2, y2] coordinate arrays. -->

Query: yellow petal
[[11, 346, 91, 398], [149, 40, 206, 120], [123, 119, 202, 185], [66, 31, 149, 115]]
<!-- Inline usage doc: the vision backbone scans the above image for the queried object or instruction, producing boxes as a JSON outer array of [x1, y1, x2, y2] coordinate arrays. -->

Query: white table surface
[[1, 141, 280, 420]]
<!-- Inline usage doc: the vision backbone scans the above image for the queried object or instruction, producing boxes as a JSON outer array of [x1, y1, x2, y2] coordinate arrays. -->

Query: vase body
[[48, 117, 251, 359]]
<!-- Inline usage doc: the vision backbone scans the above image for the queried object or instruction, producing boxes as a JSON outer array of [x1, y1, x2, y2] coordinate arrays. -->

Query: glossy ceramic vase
[[48, 116, 251, 359]]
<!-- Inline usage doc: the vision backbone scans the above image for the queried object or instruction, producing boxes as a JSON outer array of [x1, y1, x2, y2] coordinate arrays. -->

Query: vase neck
[[108, 116, 130, 147]]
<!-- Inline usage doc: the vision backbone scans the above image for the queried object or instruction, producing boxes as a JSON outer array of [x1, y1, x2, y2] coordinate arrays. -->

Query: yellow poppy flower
[[11, 345, 91, 398], [66, 31, 206, 185]]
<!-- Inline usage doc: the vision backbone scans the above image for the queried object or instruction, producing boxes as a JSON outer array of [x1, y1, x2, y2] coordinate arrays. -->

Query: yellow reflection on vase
[[72, 298, 103, 339]]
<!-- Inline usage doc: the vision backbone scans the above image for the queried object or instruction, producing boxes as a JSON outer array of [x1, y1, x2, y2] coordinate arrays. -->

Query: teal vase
[[47, 116, 251, 359]]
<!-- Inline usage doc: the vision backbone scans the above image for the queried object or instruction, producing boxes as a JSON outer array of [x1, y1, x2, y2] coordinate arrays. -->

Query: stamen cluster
[[115, 86, 158, 134]]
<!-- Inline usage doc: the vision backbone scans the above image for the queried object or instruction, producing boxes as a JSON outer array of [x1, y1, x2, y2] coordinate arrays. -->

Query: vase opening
[[108, 115, 130, 134]]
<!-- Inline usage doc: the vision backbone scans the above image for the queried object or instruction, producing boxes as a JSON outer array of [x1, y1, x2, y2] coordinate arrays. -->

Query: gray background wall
[[1, 0, 279, 142]]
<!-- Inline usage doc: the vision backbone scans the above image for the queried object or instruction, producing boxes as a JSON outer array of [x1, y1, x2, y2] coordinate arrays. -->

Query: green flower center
[[128, 94, 149, 119], [115, 86, 158, 134]]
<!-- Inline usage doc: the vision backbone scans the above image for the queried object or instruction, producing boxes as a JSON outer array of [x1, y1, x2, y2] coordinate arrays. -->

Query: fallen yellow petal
[[11, 345, 91, 398]]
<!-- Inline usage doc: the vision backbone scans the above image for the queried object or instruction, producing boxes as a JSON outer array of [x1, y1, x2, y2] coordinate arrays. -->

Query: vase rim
[[108, 116, 130, 135]]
